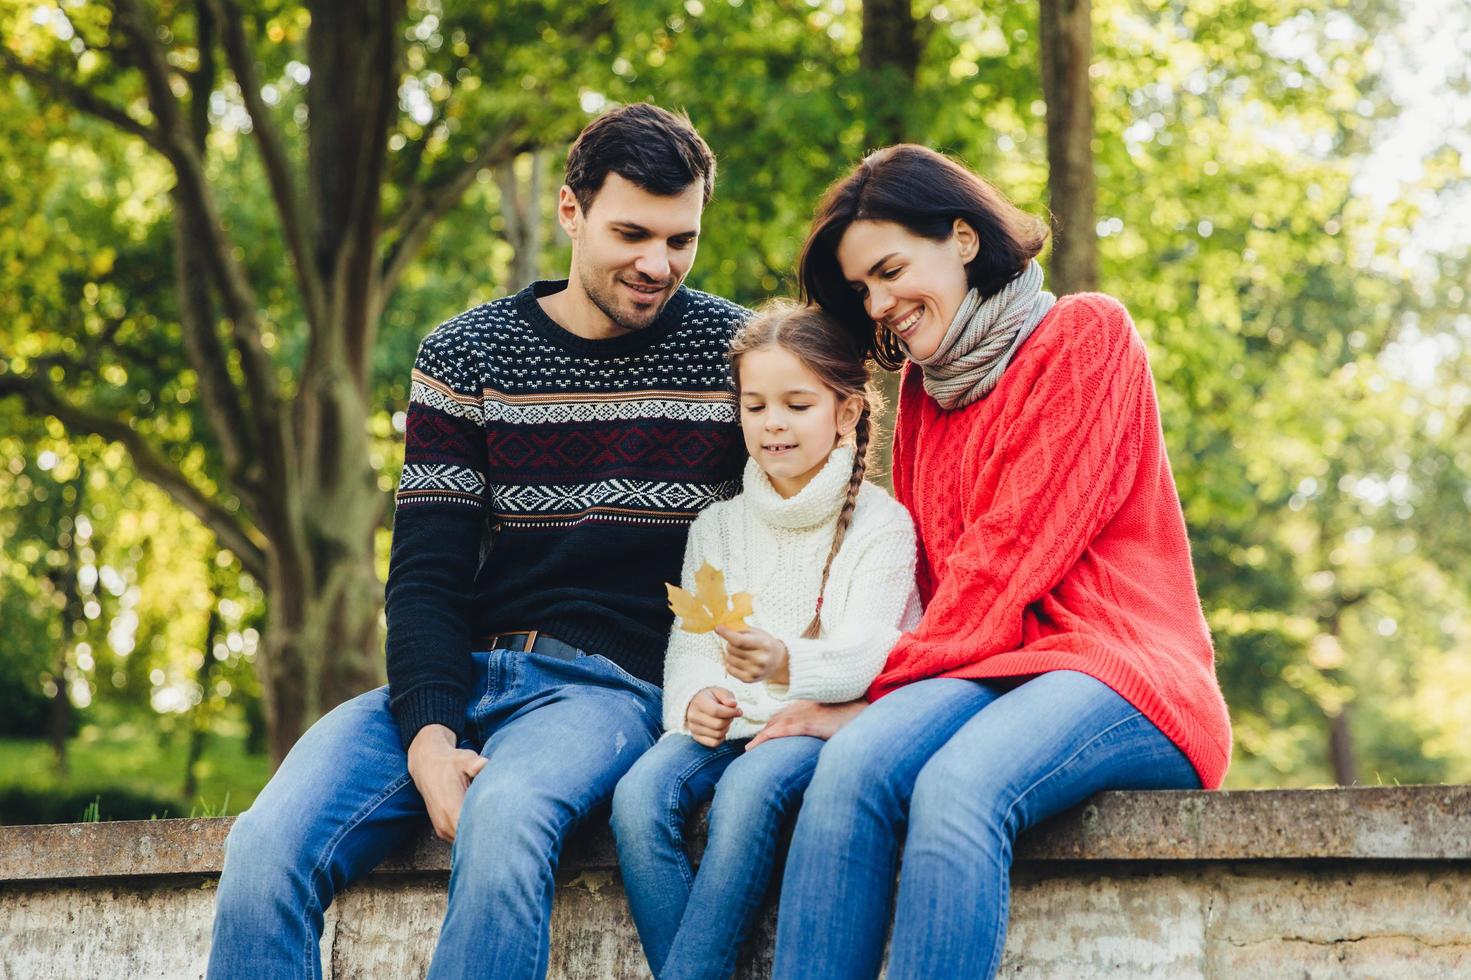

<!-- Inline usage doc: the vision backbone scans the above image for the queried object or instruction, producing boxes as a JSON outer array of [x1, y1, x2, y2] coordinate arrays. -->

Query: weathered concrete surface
[[5, 863, 1470, 979], [2, 787, 1469, 978], [1002, 862, 1471, 978], [1030, 784, 1471, 860], [5, 786, 1468, 882]]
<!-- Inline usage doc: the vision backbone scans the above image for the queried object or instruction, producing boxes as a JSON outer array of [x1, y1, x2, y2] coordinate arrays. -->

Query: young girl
[[610, 300, 921, 980]]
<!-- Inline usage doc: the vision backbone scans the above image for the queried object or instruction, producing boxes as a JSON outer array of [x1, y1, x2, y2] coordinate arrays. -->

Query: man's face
[[565, 173, 704, 334]]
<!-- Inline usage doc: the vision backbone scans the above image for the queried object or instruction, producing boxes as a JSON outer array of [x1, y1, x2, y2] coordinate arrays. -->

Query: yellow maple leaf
[[666, 562, 754, 633]]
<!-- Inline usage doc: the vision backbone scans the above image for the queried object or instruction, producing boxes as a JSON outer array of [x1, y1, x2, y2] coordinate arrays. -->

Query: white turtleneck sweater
[[661, 445, 922, 741]]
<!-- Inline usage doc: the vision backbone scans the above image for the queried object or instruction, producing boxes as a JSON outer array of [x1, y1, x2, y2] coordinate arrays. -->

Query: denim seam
[[521, 788, 612, 978], [469, 651, 506, 744], [663, 744, 742, 888], [980, 708, 1146, 976], [768, 752, 821, 804], [300, 768, 417, 973], [590, 653, 662, 704]]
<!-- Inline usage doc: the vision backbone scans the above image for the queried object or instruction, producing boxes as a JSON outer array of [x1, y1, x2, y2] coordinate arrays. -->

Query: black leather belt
[[483, 630, 584, 661]]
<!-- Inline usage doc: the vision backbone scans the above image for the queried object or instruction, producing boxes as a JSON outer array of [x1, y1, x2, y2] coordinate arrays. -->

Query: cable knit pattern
[[873, 293, 1233, 789], [662, 446, 922, 741]]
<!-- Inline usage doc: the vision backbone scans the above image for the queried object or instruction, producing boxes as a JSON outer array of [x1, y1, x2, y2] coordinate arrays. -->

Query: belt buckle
[[488, 629, 583, 663]]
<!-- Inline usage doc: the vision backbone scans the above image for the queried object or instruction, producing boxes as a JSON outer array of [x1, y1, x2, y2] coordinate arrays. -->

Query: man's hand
[[686, 686, 742, 747], [717, 625, 789, 684], [407, 724, 487, 843], [746, 698, 867, 751]]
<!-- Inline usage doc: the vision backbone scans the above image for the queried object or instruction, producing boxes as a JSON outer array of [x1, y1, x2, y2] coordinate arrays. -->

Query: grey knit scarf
[[910, 259, 1057, 410]]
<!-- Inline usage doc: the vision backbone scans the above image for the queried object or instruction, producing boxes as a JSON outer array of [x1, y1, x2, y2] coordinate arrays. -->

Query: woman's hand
[[717, 625, 789, 684], [685, 686, 743, 747], [745, 698, 867, 750]]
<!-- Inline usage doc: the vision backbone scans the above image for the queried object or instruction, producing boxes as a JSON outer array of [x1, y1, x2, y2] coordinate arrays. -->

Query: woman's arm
[[744, 698, 868, 749], [875, 299, 1153, 696]]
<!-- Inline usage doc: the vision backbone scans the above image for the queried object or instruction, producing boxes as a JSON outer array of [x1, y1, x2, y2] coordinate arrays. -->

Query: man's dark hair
[[565, 103, 716, 213]]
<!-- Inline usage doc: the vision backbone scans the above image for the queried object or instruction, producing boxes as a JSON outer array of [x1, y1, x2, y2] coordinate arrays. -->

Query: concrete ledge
[[3, 786, 1468, 882], [3, 786, 1470, 978]]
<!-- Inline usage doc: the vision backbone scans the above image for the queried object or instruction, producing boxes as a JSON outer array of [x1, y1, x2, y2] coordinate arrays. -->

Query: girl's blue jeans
[[207, 648, 662, 980], [611, 731, 823, 980], [770, 670, 1202, 980]]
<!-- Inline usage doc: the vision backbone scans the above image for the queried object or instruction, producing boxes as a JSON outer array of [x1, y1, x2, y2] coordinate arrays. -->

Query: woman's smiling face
[[835, 218, 977, 361]]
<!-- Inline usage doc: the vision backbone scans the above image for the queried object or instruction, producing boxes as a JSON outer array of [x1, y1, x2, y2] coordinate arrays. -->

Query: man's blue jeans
[[611, 732, 823, 979], [207, 648, 662, 980], [770, 670, 1202, 980]]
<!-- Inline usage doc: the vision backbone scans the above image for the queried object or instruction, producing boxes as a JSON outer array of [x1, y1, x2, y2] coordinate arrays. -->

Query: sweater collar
[[518, 279, 690, 358], [742, 444, 854, 530]]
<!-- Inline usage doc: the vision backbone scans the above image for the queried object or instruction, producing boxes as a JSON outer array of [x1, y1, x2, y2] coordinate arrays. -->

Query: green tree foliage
[[1, 0, 1466, 802]]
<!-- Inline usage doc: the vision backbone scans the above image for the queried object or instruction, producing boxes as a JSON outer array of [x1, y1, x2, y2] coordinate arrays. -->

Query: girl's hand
[[717, 625, 789, 684], [686, 686, 742, 747]]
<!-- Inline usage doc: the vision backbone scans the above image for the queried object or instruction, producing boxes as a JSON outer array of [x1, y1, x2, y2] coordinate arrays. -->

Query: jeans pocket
[[590, 654, 663, 705]]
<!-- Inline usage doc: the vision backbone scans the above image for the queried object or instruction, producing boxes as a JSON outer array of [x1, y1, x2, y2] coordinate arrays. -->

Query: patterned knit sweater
[[663, 446, 922, 741], [872, 293, 1233, 789], [386, 281, 749, 748]]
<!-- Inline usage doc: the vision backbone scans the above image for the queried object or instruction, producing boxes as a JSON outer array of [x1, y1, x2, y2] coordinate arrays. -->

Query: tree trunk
[[1329, 706, 1358, 786], [860, 0, 921, 149], [498, 151, 548, 290], [261, 554, 384, 766], [261, 388, 387, 766], [3, 0, 548, 767], [46, 466, 90, 775], [1039, 0, 1098, 294], [183, 601, 221, 801], [45, 665, 72, 776]]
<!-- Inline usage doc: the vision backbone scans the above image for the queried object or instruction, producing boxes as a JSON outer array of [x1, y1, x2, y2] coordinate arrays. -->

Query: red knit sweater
[[870, 293, 1232, 789]]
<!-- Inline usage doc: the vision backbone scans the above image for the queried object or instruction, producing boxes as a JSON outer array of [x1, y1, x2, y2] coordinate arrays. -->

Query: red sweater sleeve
[[873, 297, 1152, 696]]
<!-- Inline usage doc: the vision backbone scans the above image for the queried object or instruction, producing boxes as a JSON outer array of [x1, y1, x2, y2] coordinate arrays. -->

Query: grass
[[0, 714, 271, 824]]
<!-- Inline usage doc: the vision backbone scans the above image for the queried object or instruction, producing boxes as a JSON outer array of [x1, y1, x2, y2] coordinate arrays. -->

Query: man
[[208, 103, 748, 980]]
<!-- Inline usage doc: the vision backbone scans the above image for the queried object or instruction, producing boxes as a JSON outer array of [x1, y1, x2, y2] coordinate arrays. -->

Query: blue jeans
[[208, 648, 662, 980], [771, 670, 1201, 980], [612, 732, 824, 980]]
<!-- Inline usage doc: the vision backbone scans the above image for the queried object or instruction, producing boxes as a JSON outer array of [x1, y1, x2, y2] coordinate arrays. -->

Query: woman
[[758, 145, 1232, 979]]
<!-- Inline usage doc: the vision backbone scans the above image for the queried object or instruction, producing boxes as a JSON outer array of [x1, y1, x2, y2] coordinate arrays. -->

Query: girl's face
[[738, 346, 862, 499], [835, 218, 977, 361]]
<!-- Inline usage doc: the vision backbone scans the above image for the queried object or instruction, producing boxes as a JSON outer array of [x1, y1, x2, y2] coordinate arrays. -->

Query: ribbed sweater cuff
[[392, 684, 469, 750]]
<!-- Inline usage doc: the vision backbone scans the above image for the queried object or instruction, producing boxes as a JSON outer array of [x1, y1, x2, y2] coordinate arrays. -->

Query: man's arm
[[385, 504, 484, 747], [384, 330, 492, 840], [385, 326, 493, 746]]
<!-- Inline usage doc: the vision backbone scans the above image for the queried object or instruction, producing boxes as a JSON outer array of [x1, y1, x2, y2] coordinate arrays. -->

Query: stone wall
[[2, 786, 1468, 978]]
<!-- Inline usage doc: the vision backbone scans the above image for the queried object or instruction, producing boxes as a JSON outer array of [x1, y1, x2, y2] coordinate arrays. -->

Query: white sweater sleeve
[[767, 503, 920, 704], [660, 516, 734, 735]]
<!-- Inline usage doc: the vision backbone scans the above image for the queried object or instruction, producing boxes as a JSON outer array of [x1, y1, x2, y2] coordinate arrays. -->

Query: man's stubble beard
[[576, 254, 677, 334]]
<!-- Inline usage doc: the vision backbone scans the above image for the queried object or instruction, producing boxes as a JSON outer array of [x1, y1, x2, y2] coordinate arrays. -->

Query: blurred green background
[[1, 0, 1467, 823]]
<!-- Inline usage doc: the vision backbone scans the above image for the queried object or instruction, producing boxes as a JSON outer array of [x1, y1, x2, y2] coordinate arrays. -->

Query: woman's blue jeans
[[207, 648, 662, 980], [612, 732, 824, 979], [770, 670, 1201, 980]]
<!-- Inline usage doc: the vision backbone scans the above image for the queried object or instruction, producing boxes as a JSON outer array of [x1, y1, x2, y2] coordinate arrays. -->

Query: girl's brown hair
[[730, 300, 882, 639], [798, 144, 1049, 370]]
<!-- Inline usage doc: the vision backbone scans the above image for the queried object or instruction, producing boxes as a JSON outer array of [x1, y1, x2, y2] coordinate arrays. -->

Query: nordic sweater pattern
[[662, 446, 922, 742], [386, 281, 749, 748], [873, 293, 1233, 789]]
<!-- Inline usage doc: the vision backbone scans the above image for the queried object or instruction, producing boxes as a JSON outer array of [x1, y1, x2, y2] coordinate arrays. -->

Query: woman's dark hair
[[730, 300, 882, 639], [798, 144, 1049, 370], [565, 103, 716, 213]]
